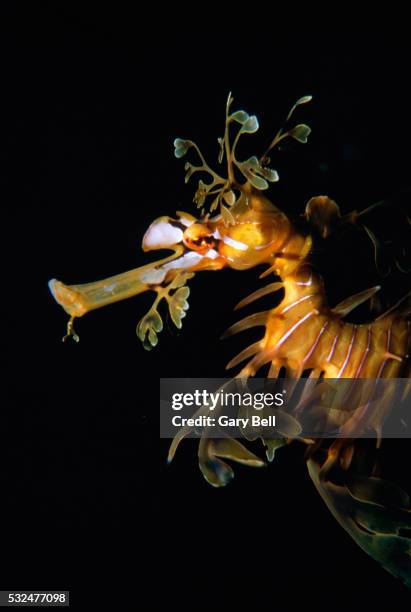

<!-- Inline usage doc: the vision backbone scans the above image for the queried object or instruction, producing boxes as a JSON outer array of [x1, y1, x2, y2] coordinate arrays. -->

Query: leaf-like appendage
[[174, 138, 193, 159], [242, 169, 268, 190], [286, 95, 312, 121], [137, 307, 163, 350], [244, 156, 279, 182], [168, 286, 190, 329], [237, 156, 279, 190], [223, 190, 236, 206], [199, 437, 265, 487], [230, 110, 249, 125], [184, 162, 195, 184], [290, 124, 311, 144], [200, 455, 235, 487], [193, 180, 207, 207], [136, 272, 194, 349], [296, 95, 313, 105], [221, 203, 235, 227], [217, 137, 224, 163], [241, 115, 259, 134], [264, 438, 286, 462], [169, 271, 194, 289], [173, 94, 313, 214]]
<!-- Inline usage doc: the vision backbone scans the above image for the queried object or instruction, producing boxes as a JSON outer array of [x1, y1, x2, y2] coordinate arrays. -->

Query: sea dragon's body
[[223, 188, 409, 383], [49, 95, 411, 586]]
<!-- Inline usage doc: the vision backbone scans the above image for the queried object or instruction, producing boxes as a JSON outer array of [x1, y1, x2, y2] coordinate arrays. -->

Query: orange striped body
[[231, 218, 410, 383]]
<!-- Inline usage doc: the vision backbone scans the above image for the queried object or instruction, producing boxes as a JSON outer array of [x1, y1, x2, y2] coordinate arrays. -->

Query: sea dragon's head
[[49, 93, 312, 347]]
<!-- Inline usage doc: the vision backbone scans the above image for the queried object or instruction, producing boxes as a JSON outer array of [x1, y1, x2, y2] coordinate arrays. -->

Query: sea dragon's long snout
[[48, 209, 229, 346], [48, 214, 197, 344], [48, 245, 184, 319]]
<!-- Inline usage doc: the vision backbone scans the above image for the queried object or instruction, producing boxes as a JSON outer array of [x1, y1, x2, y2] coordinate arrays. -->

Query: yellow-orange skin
[[250, 266, 409, 380], [49, 184, 410, 384], [204, 187, 410, 383]]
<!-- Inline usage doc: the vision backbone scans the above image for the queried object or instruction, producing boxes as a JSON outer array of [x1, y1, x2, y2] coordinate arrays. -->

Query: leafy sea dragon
[[49, 95, 411, 586]]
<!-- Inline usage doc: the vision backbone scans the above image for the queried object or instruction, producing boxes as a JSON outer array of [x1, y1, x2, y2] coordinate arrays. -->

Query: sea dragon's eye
[[183, 223, 215, 253]]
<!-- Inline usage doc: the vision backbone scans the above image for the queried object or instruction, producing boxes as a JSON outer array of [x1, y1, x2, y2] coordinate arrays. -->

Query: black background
[[2, 7, 411, 608]]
